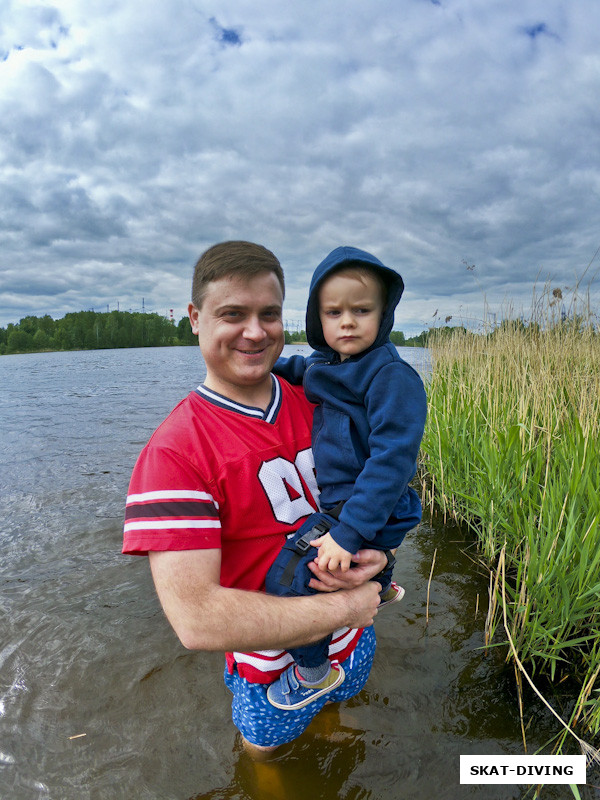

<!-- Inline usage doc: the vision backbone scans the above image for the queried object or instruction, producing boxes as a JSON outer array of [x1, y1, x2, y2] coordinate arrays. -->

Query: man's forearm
[[149, 548, 382, 653], [172, 585, 359, 652]]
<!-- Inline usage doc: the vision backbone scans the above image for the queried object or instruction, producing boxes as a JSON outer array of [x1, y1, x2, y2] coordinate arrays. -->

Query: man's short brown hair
[[191, 241, 285, 309]]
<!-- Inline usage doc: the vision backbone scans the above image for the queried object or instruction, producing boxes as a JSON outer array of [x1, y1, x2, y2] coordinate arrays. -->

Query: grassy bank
[[418, 296, 600, 752]]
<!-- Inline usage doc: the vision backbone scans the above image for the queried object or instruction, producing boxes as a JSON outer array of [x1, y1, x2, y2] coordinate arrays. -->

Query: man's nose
[[243, 316, 268, 339], [340, 311, 355, 328]]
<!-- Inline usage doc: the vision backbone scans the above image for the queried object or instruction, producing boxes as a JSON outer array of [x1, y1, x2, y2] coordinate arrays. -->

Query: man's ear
[[188, 303, 200, 335]]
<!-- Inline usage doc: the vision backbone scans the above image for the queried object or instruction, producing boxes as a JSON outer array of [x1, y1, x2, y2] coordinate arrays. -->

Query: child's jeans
[[265, 509, 403, 669]]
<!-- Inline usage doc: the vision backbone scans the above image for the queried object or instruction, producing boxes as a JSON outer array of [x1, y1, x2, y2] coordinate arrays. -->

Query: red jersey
[[123, 375, 362, 682]]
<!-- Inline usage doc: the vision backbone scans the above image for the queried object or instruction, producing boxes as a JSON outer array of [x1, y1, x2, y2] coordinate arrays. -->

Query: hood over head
[[305, 246, 404, 353]]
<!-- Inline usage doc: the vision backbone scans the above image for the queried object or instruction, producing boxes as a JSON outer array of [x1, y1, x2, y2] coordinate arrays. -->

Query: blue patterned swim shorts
[[223, 627, 376, 747]]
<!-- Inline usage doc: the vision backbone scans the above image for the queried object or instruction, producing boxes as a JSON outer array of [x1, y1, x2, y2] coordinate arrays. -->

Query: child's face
[[318, 270, 384, 360]]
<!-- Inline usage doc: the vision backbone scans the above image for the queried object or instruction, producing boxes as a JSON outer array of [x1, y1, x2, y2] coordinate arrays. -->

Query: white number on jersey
[[258, 448, 320, 525]]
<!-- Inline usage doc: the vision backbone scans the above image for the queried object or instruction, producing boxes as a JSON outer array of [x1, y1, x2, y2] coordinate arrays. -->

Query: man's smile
[[238, 346, 268, 354]]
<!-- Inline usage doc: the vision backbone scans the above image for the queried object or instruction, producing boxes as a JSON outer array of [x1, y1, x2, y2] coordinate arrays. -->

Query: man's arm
[[149, 548, 382, 652]]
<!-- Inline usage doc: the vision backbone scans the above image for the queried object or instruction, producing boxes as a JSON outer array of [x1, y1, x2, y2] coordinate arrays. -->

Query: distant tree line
[[0, 311, 431, 355], [285, 328, 430, 347], [0, 310, 196, 355]]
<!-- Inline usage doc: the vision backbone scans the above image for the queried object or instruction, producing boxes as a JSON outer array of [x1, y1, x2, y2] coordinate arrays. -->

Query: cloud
[[521, 22, 560, 41], [0, 0, 599, 334], [209, 17, 243, 47]]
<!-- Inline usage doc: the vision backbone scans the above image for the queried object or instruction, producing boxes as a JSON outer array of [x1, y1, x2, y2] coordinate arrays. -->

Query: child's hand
[[311, 532, 354, 572]]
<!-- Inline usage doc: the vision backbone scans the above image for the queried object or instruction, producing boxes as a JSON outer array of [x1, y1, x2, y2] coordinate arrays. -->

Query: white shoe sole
[[267, 665, 346, 710], [379, 583, 405, 608]]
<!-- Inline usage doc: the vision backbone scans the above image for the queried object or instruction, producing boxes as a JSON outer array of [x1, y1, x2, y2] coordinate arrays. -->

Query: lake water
[[0, 346, 592, 799]]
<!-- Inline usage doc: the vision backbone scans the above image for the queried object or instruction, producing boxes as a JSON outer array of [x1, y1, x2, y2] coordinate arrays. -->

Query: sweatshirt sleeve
[[329, 362, 427, 554], [273, 351, 324, 385], [272, 354, 308, 385]]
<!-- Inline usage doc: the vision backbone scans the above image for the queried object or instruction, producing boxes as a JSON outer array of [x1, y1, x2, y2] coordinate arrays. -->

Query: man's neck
[[203, 375, 273, 411]]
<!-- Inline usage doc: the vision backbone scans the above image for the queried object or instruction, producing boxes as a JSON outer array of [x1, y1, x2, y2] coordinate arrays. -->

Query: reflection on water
[[0, 347, 595, 799]]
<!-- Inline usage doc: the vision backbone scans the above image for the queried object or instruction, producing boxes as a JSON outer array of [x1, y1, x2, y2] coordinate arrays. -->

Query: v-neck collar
[[195, 374, 282, 424]]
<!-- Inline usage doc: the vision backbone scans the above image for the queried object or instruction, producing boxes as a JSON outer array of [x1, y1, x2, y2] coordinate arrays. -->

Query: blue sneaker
[[267, 663, 345, 710]]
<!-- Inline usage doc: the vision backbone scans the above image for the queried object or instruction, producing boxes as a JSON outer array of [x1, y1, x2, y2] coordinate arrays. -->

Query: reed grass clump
[[419, 287, 600, 746]]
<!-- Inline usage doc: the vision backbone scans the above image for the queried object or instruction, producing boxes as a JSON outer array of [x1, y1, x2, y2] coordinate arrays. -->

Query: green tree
[[390, 330, 406, 346], [18, 316, 40, 336], [7, 329, 33, 352], [405, 330, 430, 347], [38, 315, 56, 336], [177, 316, 196, 345], [104, 311, 120, 347], [1, 310, 203, 354], [33, 329, 51, 350]]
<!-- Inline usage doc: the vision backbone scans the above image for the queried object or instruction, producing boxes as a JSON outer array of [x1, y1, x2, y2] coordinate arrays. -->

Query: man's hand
[[339, 580, 382, 629], [310, 532, 354, 572], [307, 548, 387, 592]]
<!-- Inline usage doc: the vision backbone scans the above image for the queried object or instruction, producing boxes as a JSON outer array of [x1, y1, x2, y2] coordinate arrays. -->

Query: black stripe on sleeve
[[125, 500, 218, 520]]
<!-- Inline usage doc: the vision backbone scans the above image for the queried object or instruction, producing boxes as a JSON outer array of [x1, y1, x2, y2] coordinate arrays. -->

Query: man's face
[[188, 271, 284, 402]]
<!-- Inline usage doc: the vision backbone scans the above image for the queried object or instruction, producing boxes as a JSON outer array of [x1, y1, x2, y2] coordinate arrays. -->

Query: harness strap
[[278, 502, 345, 588]]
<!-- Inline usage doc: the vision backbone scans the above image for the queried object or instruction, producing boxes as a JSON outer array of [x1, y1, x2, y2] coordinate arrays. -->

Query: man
[[122, 241, 385, 756]]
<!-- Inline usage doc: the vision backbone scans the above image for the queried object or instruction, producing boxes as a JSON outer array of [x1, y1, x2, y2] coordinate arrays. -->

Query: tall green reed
[[419, 296, 600, 744]]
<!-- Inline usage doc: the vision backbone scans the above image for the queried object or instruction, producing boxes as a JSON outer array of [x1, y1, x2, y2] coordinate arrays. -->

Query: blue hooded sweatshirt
[[274, 246, 427, 555]]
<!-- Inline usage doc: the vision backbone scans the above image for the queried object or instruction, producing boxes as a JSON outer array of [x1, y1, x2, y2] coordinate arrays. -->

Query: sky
[[1, 0, 599, 335]]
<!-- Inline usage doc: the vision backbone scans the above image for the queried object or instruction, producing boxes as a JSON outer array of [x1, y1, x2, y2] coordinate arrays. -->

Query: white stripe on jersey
[[231, 627, 357, 674], [126, 490, 219, 508], [264, 377, 281, 424], [329, 627, 358, 655], [124, 519, 221, 532], [232, 650, 295, 672]]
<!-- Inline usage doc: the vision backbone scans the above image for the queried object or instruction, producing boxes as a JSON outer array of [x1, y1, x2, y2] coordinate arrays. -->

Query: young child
[[265, 246, 427, 710]]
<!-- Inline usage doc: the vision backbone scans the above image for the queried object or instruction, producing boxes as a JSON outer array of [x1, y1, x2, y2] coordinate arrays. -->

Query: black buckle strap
[[372, 550, 396, 583], [279, 518, 334, 587], [294, 520, 331, 553], [277, 502, 346, 589]]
